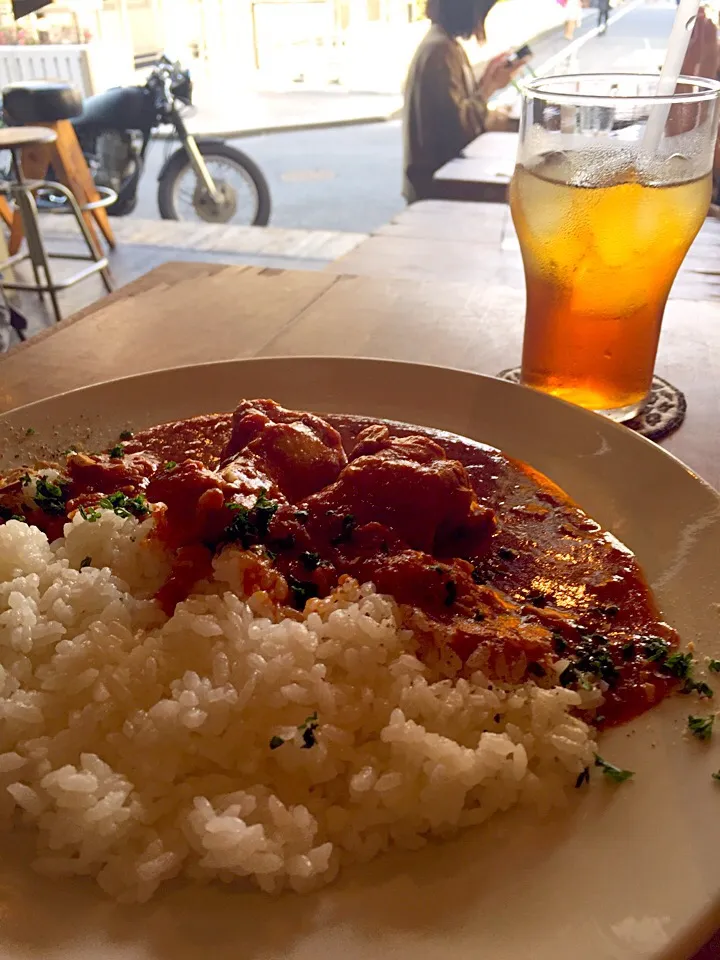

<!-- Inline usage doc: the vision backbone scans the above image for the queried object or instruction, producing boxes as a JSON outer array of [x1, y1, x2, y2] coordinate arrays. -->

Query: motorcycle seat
[[2, 81, 83, 124]]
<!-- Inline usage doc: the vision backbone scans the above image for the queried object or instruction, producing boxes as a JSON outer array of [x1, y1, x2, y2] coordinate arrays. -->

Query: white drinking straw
[[642, 0, 702, 152]]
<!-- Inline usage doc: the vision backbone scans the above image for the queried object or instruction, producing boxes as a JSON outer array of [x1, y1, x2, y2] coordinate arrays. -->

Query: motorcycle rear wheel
[[157, 142, 271, 226]]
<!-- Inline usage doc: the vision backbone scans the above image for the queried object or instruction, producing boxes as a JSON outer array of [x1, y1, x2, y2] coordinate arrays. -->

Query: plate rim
[[2, 355, 718, 501]]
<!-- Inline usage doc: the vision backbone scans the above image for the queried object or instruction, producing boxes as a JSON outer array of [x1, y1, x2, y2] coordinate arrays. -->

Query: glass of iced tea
[[510, 74, 720, 421]]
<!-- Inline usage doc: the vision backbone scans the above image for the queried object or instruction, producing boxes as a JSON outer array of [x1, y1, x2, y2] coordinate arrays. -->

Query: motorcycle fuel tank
[[73, 85, 156, 134]]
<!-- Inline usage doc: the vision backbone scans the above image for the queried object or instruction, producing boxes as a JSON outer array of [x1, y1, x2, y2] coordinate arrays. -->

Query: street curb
[[151, 112, 395, 141]]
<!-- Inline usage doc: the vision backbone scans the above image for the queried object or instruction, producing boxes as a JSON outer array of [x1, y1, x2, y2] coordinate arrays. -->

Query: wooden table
[[339, 199, 720, 301], [433, 131, 518, 203], [0, 206, 719, 956], [1, 246, 719, 491]]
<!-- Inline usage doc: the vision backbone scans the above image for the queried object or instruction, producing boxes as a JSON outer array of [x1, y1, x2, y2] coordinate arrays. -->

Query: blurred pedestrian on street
[[560, 0, 583, 40], [598, 0, 611, 33], [402, 0, 528, 203]]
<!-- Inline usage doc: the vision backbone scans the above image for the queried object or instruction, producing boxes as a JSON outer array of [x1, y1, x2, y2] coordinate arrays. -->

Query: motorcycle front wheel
[[157, 141, 271, 226]]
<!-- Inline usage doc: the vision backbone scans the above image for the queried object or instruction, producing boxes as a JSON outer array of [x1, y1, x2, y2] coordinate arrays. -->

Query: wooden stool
[[2, 81, 116, 258], [0, 126, 113, 324]]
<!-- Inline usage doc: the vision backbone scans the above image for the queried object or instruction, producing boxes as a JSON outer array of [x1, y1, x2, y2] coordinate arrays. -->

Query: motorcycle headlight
[[171, 72, 193, 106]]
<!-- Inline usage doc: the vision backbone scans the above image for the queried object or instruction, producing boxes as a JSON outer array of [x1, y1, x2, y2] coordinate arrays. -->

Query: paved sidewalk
[[161, 90, 404, 139]]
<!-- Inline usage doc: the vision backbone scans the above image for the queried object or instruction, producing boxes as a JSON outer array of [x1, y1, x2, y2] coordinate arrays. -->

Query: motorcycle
[[69, 56, 271, 226]]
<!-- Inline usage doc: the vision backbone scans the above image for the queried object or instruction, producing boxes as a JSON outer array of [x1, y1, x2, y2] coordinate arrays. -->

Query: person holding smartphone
[[402, 0, 529, 203]]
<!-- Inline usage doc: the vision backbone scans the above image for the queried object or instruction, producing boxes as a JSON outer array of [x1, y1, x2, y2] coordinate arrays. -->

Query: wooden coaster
[[496, 369, 687, 442]]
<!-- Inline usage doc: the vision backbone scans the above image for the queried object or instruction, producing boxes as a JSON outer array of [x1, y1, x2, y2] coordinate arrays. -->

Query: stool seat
[[2, 82, 83, 124], [0, 126, 57, 150]]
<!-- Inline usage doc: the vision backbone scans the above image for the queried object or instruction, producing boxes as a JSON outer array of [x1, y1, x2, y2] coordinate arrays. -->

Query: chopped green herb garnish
[[709, 660, 720, 673], [574, 642, 619, 685], [643, 637, 670, 663], [270, 714, 320, 751], [575, 767, 590, 788], [298, 712, 319, 749], [79, 556, 92, 569], [254, 490, 279, 537], [682, 678, 714, 698], [527, 593, 547, 608], [108, 444, 124, 459], [688, 715, 715, 741], [594, 754, 634, 783], [299, 551, 320, 571], [79, 504, 101, 523], [298, 711, 318, 729], [0, 506, 26, 523], [97, 491, 149, 519], [302, 728, 318, 748], [330, 513, 356, 546], [119, 430, 133, 441], [287, 575, 319, 610], [444, 579, 457, 607], [25, 427, 35, 436], [662, 651, 693, 679], [34, 475, 68, 516], [225, 503, 252, 544], [62, 445, 78, 456], [224, 490, 279, 548], [163, 461, 178, 471], [20, 473, 31, 486], [559, 663, 578, 688], [552, 632, 567, 655], [621, 641, 636, 661]]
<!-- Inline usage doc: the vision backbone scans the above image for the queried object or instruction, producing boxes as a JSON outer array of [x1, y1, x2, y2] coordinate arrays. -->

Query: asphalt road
[[130, 0, 677, 233]]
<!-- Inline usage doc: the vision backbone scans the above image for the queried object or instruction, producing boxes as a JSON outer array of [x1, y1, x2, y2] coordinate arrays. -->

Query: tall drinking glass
[[509, 74, 720, 422]]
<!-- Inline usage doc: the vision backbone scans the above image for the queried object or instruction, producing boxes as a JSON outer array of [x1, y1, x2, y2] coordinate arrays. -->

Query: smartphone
[[506, 44, 532, 66]]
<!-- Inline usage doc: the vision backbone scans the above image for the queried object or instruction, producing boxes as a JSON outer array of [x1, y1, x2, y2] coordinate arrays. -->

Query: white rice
[[0, 513, 596, 902]]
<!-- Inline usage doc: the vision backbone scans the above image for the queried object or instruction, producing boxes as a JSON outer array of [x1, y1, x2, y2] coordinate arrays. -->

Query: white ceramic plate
[[1, 357, 719, 960]]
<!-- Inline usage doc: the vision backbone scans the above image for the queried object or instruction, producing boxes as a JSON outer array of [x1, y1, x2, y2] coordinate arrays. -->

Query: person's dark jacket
[[403, 24, 488, 203]]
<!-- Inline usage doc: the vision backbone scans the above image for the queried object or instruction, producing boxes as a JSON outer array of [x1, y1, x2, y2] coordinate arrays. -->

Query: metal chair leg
[[2, 153, 116, 323], [42, 181, 114, 293], [4, 153, 44, 303], [15, 187, 62, 324], [28, 252, 45, 303]]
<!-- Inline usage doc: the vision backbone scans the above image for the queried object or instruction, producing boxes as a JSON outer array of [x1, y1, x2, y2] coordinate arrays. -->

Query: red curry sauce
[[0, 399, 686, 728]]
